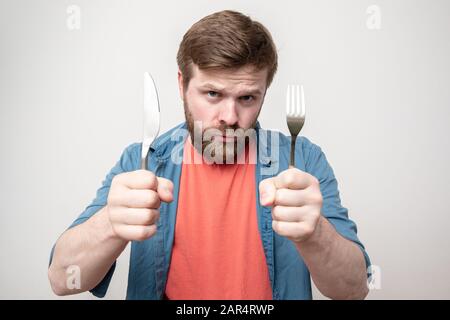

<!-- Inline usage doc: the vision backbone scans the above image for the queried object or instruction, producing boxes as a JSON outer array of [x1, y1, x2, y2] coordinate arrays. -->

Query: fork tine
[[286, 83, 306, 167], [286, 84, 306, 118]]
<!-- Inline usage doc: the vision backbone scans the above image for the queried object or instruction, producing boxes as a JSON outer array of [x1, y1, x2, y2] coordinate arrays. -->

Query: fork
[[286, 84, 306, 167]]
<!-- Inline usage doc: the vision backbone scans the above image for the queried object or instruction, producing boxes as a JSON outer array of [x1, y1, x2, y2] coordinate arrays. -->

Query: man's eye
[[240, 95, 254, 102], [207, 91, 219, 98]]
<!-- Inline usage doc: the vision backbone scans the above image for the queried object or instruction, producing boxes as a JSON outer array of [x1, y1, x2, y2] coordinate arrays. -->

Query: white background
[[1, 0, 449, 299]]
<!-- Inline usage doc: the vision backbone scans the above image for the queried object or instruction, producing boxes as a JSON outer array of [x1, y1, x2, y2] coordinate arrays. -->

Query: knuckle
[[144, 209, 160, 225], [283, 173, 296, 186], [311, 176, 320, 187], [317, 194, 323, 205], [115, 172, 128, 184], [158, 177, 173, 189], [145, 225, 157, 239], [303, 224, 315, 238], [141, 209, 153, 224], [271, 220, 280, 232], [148, 191, 161, 208], [145, 171, 157, 187], [259, 179, 268, 191], [110, 178, 117, 189], [275, 189, 285, 203], [308, 190, 322, 204], [107, 192, 119, 206], [272, 206, 282, 220], [110, 175, 120, 188], [314, 192, 323, 205], [135, 226, 155, 241], [134, 228, 147, 241]]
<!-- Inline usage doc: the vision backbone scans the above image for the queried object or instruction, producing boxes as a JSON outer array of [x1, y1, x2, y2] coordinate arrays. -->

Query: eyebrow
[[200, 83, 263, 96]]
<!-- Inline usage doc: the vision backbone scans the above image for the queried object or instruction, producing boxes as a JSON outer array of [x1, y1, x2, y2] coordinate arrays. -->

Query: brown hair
[[177, 10, 278, 90]]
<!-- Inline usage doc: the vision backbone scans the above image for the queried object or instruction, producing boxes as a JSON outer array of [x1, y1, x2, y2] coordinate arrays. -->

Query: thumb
[[259, 177, 277, 207], [157, 177, 174, 203]]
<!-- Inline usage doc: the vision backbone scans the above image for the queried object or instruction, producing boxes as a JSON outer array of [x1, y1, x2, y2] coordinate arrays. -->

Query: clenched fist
[[259, 168, 323, 243], [106, 170, 174, 241]]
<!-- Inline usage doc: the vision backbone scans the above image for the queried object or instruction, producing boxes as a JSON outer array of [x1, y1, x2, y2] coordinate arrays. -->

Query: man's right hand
[[106, 170, 174, 241]]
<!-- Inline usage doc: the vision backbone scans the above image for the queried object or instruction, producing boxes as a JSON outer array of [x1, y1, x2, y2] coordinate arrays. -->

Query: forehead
[[190, 64, 267, 92]]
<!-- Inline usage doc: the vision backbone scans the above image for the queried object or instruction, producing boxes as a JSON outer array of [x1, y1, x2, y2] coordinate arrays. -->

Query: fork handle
[[290, 135, 297, 167]]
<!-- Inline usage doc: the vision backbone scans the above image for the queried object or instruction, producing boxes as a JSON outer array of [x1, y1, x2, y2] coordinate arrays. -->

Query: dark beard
[[183, 98, 258, 164]]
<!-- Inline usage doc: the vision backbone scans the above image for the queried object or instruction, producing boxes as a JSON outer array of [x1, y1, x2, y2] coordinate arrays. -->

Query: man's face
[[178, 64, 268, 164]]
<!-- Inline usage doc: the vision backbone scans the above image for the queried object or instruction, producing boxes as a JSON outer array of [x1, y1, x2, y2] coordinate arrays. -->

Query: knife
[[141, 72, 160, 170]]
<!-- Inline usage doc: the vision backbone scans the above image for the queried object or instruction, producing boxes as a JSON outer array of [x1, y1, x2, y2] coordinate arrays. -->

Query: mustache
[[203, 124, 240, 134], [198, 123, 259, 138], [193, 123, 258, 143]]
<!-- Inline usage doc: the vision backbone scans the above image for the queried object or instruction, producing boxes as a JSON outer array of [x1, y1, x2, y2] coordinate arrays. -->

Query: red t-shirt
[[165, 137, 273, 299]]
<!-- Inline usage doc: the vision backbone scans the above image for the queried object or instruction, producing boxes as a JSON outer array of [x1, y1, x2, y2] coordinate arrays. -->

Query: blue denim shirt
[[50, 122, 370, 299]]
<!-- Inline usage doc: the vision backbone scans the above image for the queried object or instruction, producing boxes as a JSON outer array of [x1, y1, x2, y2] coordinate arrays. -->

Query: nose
[[218, 100, 238, 127]]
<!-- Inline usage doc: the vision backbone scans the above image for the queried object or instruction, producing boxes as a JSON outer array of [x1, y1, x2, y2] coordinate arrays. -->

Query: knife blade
[[141, 72, 160, 170]]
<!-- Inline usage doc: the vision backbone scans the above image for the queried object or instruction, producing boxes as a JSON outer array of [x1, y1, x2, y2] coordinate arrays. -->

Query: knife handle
[[141, 152, 149, 170]]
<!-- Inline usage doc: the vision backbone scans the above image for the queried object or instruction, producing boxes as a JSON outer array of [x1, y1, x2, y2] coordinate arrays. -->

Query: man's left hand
[[259, 168, 323, 243]]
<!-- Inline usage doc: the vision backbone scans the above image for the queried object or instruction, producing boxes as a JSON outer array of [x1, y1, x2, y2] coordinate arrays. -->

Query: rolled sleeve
[[303, 139, 371, 274], [48, 143, 140, 298]]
